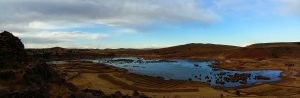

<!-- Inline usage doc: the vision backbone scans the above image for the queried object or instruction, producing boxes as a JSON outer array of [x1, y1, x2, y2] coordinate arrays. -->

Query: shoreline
[[53, 58, 286, 88], [48, 57, 300, 97], [49, 60, 236, 97]]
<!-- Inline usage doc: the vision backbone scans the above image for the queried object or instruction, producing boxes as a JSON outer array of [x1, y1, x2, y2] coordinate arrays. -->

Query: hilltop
[[226, 42, 300, 59], [247, 42, 300, 48], [146, 43, 240, 59]]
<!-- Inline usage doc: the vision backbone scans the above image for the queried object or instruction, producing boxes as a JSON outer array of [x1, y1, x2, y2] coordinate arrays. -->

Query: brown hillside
[[247, 42, 300, 48], [226, 42, 300, 59], [150, 43, 240, 58]]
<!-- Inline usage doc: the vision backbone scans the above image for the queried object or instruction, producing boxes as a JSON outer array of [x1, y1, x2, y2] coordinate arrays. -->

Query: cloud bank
[[0, 0, 220, 48], [0, 0, 299, 48], [1, 0, 218, 32]]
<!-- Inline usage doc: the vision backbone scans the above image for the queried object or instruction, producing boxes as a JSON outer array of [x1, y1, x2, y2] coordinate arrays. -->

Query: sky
[[1, 0, 300, 49]]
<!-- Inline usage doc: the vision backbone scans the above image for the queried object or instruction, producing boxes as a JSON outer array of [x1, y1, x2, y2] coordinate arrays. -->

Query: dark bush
[[0, 71, 16, 80]]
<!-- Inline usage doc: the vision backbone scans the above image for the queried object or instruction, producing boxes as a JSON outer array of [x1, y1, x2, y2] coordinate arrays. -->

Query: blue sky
[[1, 0, 300, 48]]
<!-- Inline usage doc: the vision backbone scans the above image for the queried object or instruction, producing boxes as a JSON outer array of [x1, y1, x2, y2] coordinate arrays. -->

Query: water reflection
[[46, 61, 68, 65]]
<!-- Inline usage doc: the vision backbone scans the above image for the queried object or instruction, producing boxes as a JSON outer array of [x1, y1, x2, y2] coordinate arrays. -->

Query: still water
[[85, 57, 282, 87]]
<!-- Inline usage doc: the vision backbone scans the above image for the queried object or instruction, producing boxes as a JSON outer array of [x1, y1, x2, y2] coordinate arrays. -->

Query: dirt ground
[[50, 59, 300, 98]]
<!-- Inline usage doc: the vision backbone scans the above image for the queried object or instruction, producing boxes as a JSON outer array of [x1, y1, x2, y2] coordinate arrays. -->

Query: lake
[[83, 57, 282, 87]]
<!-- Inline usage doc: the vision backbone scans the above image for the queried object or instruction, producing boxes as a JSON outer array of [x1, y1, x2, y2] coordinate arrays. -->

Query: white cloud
[[28, 21, 62, 30], [0, 0, 219, 33], [24, 43, 100, 49], [13, 31, 109, 44], [117, 28, 138, 34]]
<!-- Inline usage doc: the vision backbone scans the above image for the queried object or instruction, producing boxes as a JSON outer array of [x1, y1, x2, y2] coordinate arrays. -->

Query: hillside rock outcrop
[[0, 31, 26, 68], [0, 31, 75, 97], [0, 31, 148, 98]]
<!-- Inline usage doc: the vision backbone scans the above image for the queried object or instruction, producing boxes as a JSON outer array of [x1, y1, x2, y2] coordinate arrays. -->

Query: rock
[[132, 90, 140, 96], [0, 31, 75, 98], [111, 91, 123, 98], [0, 31, 26, 68], [0, 70, 16, 80], [224, 73, 250, 83], [254, 75, 270, 80], [70, 89, 149, 98], [236, 90, 241, 96], [82, 89, 105, 97]]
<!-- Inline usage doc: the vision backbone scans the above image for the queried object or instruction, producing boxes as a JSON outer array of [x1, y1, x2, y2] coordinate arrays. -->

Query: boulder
[[0, 31, 26, 68]]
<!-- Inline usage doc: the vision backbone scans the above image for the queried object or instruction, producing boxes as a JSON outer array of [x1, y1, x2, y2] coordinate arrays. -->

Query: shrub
[[0, 71, 16, 80]]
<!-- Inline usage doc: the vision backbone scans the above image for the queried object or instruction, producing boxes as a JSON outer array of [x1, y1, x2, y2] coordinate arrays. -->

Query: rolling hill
[[226, 42, 300, 59]]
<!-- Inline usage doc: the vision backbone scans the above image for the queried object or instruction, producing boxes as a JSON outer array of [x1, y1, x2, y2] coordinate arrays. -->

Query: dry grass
[[48, 84, 72, 98], [98, 73, 199, 92]]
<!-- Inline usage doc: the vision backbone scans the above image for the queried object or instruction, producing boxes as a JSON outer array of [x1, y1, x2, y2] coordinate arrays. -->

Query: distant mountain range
[[25, 41, 300, 60]]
